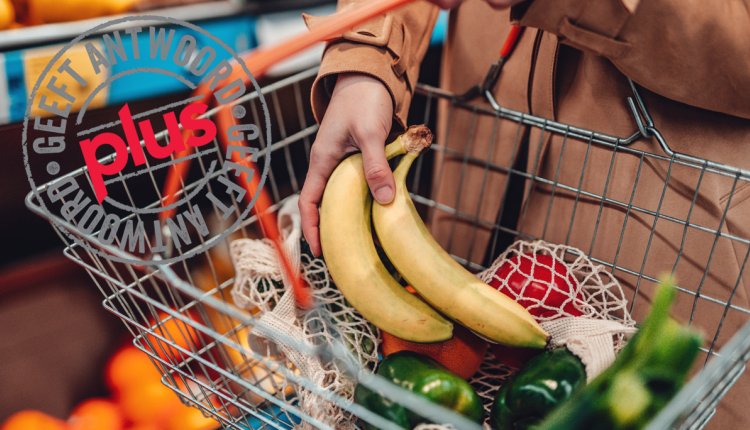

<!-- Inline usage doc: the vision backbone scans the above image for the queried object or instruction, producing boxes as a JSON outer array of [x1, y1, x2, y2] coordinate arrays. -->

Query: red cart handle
[[500, 24, 523, 59]]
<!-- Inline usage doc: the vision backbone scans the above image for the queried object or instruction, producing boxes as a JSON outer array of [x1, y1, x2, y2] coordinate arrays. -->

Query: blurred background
[[0, 1, 446, 428]]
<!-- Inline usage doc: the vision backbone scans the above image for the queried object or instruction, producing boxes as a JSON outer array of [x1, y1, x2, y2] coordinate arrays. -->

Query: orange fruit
[[105, 346, 161, 393], [145, 311, 203, 363], [381, 324, 488, 379], [2, 410, 67, 430], [68, 399, 124, 430], [165, 405, 219, 430], [173, 377, 223, 410], [0, 0, 15, 30], [118, 380, 183, 425], [127, 424, 161, 430], [381, 286, 488, 379]]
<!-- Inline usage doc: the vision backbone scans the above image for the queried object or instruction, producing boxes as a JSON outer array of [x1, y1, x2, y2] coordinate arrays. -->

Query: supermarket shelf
[[0, 12, 258, 124], [0, 0, 335, 50], [0, 1, 339, 124], [0, 0, 445, 125], [0, 1, 245, 50]]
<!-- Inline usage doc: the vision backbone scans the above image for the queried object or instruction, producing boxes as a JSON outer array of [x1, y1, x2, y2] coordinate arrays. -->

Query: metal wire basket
[[26, 65, 750, 429]]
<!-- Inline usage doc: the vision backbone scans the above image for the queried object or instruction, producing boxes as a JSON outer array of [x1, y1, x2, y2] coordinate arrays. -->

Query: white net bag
[[478, 240, 637, 380], [419, 240, 637, 430], [232, 207, 633, 429], [231, 195, 380, 429]]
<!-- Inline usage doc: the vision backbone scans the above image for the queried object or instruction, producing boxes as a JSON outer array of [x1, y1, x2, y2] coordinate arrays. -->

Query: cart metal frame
[[26, 66, 750, 429]]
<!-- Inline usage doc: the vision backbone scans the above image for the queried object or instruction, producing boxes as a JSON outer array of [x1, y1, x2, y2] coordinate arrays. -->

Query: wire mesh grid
[[25, 66, 750, 429]]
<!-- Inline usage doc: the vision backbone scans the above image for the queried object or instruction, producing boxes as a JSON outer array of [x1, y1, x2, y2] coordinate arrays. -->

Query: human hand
[[431, 0, 526, 9], [299, 73, 394, 256]]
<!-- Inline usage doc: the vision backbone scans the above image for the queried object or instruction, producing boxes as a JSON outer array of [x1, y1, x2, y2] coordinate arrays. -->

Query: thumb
[[359, 138, 395, 205]]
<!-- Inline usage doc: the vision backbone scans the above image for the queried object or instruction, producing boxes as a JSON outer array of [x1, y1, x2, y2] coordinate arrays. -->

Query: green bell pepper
[[536, 277, 702, 430], [355, 351, 483, 429], [490, 348, 586, 430]]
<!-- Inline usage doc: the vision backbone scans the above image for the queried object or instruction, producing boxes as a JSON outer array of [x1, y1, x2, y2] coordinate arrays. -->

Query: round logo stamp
[[23, 16, 271, 265]]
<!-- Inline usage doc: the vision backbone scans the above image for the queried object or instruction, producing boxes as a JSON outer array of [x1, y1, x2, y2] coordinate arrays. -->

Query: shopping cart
[[25, 62, 750, 429]]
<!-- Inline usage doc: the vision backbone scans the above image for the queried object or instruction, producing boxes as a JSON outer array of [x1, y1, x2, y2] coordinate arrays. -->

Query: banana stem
[[394, 152, 419, 181], [385, 140, 406, 159], [399, 124, 433, 155], [383, 124, 432, 161], [384, 125, 432, 186]]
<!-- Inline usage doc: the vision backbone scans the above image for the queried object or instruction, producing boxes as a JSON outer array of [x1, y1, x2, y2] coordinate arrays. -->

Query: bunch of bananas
[[320, 125, 549, 348]]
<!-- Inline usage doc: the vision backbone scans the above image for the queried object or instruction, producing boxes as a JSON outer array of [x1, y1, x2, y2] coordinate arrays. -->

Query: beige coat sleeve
[[308, 0, 440, 129], [512, 0, 750, 119]]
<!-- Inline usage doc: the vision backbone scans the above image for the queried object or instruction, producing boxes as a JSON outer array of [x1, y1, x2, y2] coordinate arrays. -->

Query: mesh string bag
[[479, 240, 637, 380], [231, 195, 380, 429], [418, 240, 637, 429], [232, 201, 634, 429]]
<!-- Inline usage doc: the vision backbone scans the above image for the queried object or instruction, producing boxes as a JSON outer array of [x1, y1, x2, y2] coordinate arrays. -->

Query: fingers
[[299, 184, 321, 256], [300, 73, 393, 256], [299, 143, 341, 256], [359, 130, 395, 205]]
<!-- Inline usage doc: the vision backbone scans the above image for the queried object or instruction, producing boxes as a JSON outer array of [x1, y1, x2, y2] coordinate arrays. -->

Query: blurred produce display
[[0, 0, 221, 28], [0, 0, 15, 29], [1, 346, 220, 430]]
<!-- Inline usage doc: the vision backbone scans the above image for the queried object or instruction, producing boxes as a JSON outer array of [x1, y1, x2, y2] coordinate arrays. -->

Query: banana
[[371, 126, 549, 348], [320, 126, 453, 343]]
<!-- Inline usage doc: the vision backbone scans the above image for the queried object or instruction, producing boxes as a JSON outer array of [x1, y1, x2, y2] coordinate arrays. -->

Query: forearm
[[308, 0, 440, 128]]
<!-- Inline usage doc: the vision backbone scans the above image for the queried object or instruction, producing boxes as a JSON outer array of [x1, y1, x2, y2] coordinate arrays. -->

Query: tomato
[[489, 253, 583, 319], [488, 253, 584, 368]]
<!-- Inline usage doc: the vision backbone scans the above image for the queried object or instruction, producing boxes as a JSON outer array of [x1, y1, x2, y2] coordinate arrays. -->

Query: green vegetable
[[490, 348, 586, 429], [536, 276, 703, 430], [354, 351, 483, 429]]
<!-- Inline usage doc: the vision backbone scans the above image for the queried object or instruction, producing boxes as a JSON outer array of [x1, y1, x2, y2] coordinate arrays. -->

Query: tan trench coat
[[308, 0, 750, 426]]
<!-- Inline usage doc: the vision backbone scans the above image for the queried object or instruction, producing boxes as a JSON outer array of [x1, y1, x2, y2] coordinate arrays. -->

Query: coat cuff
[[305, 1, 424, 130], [311, 42, 412, 130], [512, 0, 640, 58]]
